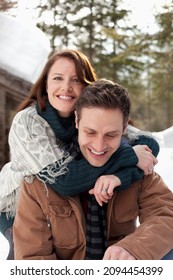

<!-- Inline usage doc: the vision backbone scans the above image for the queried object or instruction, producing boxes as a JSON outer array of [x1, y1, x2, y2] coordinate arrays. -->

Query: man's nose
[[93, 136, 106, 151]]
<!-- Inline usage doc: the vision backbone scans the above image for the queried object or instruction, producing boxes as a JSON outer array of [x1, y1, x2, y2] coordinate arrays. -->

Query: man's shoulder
[[136, 171, 173, 197]]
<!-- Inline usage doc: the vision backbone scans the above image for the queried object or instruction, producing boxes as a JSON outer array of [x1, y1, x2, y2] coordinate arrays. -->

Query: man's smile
[[88, 148, 107, 155]]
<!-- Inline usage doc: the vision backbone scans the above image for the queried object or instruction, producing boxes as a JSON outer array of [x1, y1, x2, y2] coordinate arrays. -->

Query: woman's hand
[[89, 175, 121, 206], [133, 145, 158, 175]]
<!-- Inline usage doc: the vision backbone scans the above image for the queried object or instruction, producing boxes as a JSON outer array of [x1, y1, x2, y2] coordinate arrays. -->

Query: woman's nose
[[61, 80, 72, 91]]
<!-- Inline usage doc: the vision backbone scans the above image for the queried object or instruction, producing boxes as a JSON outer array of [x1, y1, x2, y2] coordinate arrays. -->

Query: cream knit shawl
[[0, 106, 73, 217]]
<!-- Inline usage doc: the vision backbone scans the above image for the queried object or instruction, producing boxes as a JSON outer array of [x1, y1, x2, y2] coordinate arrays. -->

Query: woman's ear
[[74, 111, 79, 129]]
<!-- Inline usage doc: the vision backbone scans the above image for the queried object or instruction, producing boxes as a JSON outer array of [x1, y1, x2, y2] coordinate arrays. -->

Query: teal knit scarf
[[36, 101, 77, 143]]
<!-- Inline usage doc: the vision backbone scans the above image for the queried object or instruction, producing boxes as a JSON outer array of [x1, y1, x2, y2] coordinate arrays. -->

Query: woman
[[0, 49, 159, 258]]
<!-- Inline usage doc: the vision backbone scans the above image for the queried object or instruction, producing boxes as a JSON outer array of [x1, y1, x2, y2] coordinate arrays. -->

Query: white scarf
[[0, 106, 73, 217]]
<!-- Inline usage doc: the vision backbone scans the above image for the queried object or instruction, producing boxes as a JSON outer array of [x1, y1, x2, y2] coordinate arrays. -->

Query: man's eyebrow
[[107, 130, 120, 133], [105, 130, 121, 135], [83, 127, 95, 131], [83, 127, 121, 134]]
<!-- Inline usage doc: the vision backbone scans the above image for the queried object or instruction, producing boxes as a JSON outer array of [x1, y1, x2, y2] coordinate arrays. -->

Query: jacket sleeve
[[127, 134, 160, 157], [13, 181, 57, 260], [41, 134, 159, 196], [115, 172, 173, 259], [108, 167, 144, 192]]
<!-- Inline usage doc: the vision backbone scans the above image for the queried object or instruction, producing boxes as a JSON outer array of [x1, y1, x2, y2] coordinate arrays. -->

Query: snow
[[0, 14, 51, 83], [152, 126, 173, 190], [154, 148, 173, 189]]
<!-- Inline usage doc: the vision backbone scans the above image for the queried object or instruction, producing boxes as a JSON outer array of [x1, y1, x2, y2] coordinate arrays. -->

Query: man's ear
[[74, 111, 79, 129], [123, 123, 128, 135]]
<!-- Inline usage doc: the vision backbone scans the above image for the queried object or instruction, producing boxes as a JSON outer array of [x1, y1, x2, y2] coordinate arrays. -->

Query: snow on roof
[[0, 13, 51, 83]]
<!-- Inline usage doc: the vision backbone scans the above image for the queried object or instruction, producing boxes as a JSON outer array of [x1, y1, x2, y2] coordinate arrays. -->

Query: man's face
[[75, 107, 126, 167]]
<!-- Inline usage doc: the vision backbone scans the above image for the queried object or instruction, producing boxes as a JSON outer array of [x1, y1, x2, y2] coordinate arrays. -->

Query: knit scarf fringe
[[0, 159, 70, 218]]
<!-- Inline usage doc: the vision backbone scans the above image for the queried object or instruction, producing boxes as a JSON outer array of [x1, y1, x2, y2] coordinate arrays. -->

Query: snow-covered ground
[[154, 148, 173, 190], [153, 126, 173, 191]]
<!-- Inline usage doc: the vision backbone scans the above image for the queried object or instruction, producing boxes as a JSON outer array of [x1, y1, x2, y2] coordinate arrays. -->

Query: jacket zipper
[[46, 218, 51, 230]]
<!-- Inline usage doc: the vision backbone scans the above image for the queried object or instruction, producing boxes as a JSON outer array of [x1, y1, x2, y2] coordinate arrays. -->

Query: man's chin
[[87, 159, 107, 167]]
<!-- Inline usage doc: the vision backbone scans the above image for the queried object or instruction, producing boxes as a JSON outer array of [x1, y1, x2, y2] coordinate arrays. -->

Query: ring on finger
[[101, 188, 108, 193]]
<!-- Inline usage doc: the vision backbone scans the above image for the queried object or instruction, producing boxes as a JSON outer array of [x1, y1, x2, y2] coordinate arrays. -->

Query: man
[[13, 79, 173, 260]]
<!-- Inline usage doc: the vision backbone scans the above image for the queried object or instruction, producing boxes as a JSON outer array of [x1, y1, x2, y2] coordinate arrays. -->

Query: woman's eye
[[72, 78, 80, 84], [54, 76, 62, 81]]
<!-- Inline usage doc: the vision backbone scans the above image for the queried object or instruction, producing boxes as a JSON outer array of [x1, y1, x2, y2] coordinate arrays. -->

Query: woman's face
[[46, 57, 85, 117]]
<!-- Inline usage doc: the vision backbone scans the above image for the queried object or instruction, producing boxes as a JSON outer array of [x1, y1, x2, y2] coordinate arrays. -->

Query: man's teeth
[[90, 149, 105, 155], [59, 95, 73, 100]]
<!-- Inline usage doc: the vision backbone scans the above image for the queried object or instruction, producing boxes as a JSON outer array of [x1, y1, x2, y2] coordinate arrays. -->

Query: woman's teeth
[[59, 95, 73, 100]]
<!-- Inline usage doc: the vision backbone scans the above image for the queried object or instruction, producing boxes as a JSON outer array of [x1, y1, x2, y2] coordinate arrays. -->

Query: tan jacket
[[13, 172, 173, 260]]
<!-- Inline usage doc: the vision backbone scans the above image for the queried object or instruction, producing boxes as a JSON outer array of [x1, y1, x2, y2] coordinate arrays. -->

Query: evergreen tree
[[36, 0, 75, 50], [149, 3, 173, 130], [4, 0, 170, 130]]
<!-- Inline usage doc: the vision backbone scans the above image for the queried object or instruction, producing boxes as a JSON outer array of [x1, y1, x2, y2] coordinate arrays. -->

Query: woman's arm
[[88, 134, 159, 205], [0, 104, 159, 212], [38, 144, 138, 196], [39, 134, 159, 196], [115, 134, 160, 188]]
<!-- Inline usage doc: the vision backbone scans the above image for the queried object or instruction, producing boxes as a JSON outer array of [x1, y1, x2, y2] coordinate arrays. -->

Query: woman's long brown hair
[[17, 49, 97, 112]]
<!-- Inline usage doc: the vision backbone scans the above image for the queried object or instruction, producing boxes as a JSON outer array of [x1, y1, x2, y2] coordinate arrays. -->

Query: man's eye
[[106, 134, 116, 138], [85, 131, 95, 135]]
